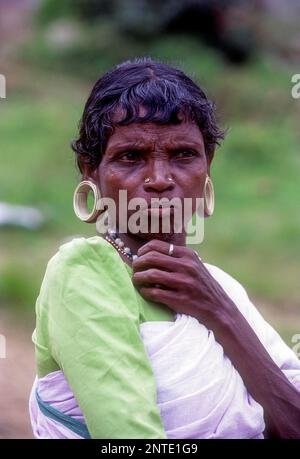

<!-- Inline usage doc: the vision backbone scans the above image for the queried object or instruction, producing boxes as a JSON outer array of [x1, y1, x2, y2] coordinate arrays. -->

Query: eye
[[173, 150, 197, 159], [119, 151, 144, 162]]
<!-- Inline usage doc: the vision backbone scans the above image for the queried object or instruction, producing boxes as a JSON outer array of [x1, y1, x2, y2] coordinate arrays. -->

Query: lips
[[144, 207, 174, 213], [147, 202, 174, 209], [146, 198, 180, 208], [141, 206, 175, 218]]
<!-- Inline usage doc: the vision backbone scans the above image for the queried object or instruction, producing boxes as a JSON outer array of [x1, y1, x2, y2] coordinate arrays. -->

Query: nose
[[143, 159, 175, 193]]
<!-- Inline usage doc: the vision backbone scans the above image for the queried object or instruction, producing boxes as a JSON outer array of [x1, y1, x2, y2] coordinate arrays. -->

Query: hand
[[131, 239, 237, 327], [133, 241, 300, 438]]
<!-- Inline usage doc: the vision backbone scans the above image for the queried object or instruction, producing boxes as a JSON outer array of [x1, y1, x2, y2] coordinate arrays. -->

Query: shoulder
[[37, 235, 138, 319], [203, 262, 300, 370], [202, 261, 258, 322], [42, 235, 127, 290], [203, 262, 249, 303], [38, 236, 128, 309], [202, 262, 274, 344], [46, 235, 117, 271]]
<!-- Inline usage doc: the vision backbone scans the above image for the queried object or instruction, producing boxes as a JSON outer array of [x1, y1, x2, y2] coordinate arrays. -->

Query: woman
[[29, 58, 300, 439]]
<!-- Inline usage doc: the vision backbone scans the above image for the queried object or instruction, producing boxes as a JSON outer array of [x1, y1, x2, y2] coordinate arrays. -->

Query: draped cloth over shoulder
[[29, 236, 169, 439], [30, 312, 265, 439], [29, 236, 300, 439]]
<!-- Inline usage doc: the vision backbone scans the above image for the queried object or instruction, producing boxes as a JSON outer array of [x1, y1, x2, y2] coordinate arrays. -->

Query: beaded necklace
[[105, 229, 138, 262]]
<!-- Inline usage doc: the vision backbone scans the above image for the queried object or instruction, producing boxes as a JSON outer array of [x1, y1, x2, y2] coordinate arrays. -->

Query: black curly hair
[[71, 57, 225, 174]]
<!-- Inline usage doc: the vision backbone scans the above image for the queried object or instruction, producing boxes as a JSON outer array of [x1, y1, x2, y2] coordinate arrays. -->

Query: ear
[[81, 164, 99, 183], [206, 149, 215, 176]]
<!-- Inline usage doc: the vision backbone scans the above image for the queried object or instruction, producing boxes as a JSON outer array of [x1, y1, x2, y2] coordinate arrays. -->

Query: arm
[[132, 240, 300, 438], [37, 237, 167, 439], [207, 300, 300, 438]]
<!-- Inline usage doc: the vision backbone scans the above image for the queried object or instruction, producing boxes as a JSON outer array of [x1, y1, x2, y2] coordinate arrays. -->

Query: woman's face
[[88, 119, 212, 242]]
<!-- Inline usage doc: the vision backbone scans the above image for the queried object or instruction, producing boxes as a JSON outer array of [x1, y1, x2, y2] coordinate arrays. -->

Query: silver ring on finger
[[168, 243, 174, 256]]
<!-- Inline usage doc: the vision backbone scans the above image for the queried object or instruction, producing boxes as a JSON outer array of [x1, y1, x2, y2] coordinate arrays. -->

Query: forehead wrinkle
[[105, 138, 155, 154], [105, 122, 204, 153], [107, 138, 204, 155], [166, 139, 205, 151]]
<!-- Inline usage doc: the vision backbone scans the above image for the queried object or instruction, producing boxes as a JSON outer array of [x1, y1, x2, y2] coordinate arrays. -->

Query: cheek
[[180, 166, 207, 215], [100, 163, 144, 200], [193, 171, 207, 191], [183, 163, 207, 194], [98, 166, 122, 196]]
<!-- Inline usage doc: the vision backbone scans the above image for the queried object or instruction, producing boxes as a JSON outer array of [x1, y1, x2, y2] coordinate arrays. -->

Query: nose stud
[[144, 177, 173, 183]]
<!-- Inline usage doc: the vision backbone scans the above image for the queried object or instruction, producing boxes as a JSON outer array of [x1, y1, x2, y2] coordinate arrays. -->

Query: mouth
[[142, 206, 174, 215], [147, 200, 174, 209], [142, 201, 176, 214]]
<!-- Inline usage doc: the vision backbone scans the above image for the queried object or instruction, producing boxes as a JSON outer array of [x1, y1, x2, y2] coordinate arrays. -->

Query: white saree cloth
[[29, 262, 300, 438], [139, 263, 300, 438], [140, 313, 265, 438]]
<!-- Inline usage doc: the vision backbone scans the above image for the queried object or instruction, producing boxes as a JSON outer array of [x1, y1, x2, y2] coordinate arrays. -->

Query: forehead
[[105, 121, 205, 150]]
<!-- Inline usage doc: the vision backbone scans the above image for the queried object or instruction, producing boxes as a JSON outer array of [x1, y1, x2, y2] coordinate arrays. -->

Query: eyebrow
[[106, 140, 205, 155]]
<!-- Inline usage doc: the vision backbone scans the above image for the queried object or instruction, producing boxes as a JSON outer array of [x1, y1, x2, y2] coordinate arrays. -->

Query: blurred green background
[[0, 0, 299, 438]]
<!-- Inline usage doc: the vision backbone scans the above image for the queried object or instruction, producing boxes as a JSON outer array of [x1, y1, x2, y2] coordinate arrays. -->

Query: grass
[[1, 28, 299, 344]]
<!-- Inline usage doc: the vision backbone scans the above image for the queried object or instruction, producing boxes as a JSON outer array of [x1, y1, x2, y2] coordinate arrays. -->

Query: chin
[[144, 232, 172, 242], [133, 230, 185, 243]]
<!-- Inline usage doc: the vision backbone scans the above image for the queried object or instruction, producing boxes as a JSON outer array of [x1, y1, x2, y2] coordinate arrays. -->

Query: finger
[[132, 269, 176, 289], [139, 286, 181, 309], [137, 240, 202, 263], [137, 239, 185, 258], [132, 250, 182, 273], [192, 249, 202, 261]]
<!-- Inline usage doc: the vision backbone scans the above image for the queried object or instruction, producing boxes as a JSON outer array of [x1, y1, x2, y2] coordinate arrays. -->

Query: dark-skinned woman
[[29, 58, 300, 439]]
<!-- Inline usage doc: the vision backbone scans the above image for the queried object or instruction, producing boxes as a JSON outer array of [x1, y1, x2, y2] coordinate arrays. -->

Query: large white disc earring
[[73, 180, 104, 223], [204, 175, 215, 216]]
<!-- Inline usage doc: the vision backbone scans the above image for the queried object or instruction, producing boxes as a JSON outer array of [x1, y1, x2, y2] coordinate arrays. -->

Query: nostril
[[143, 180, 175, 192], [143, 174, 175, 187]]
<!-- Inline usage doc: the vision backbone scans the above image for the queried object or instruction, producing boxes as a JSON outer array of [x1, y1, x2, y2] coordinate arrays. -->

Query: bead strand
[[105, 229, 138, 262]]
